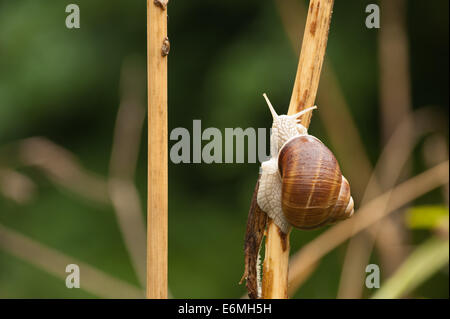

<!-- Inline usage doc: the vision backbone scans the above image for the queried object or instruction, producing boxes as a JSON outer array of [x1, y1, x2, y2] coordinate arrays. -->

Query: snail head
[[263, 93, 316, 151]]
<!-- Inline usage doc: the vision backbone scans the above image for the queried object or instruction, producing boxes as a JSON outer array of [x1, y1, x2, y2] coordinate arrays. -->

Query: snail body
[[257, 94, 354, 234]]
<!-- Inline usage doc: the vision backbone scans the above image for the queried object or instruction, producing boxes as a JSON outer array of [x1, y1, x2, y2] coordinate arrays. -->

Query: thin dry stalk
[[0, 168, 36, 204], [11, 134, 147, 287], [287, 261, 318, 297], [261, 0, 334, 299], [373, 0, 413, 273], [3, 135, 150, 294], [147, 0, 168, 299], [379, 0, 412, 142], [372, 237, 449, 299], [2, 132, 147, 289], [337, 109, 438, 298], [18, 137, 110, 205], [0, 223, 144, 298], [347, 0, 413, 295], [288, 160, 449, 296], [109, 180, 146, 285], [287, 0, 334, 120], [422, 134, 449, 205], [338, 0, 416, 293], [108, 58, 147, 288], [110, 57, 146, 180]]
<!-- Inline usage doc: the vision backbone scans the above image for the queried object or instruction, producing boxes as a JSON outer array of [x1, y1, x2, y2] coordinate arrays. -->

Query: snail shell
[[278, 135, 354, 229]]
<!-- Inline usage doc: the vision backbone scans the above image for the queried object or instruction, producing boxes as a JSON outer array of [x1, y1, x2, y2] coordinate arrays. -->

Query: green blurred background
[[0, 0, 448, 298]]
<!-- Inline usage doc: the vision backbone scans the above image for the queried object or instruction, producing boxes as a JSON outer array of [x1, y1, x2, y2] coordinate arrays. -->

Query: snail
[[257, 94, 354, 234]]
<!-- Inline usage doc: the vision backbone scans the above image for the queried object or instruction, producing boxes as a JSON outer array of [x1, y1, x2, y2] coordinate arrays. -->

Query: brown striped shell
[[278, 135, 354, 229]]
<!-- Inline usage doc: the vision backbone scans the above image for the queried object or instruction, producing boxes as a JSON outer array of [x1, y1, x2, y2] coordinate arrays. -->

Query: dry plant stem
[[262, 221, 291, 298], [339, 0, 415, 294], [379, 0, 412, 143], [4, 134, 147, 287], [287, 160, 449, 295], [373, 237, 449, 299], [423, 135, 449, 205], [0, 223, 144, 298], [0, 168, 36, 204], [338, 109, 439, 298], [18, 137, 110, 205], [147, 0, 168, 299], [287, 261, 317, 297], [371, 0, 412, 274], [261, 0, 334, 299], [109, 58, 147, 288], [287, 0, 334, 120], [110, 58, 146, 180], [371, 0, 413, 273]]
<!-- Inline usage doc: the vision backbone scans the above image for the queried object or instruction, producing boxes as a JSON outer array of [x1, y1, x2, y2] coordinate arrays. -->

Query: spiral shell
[[278, 135, 354, 229]]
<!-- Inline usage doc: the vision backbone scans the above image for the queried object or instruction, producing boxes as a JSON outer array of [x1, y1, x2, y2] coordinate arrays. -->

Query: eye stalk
[[263, 93, 316, 122], [263, 93, 279, 121], [263, 93, 317, 150], [288, 105, 318, 120]]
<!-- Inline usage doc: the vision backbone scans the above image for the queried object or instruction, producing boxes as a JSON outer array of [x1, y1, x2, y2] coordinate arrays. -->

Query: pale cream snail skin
[[257, 94, 354, 234]]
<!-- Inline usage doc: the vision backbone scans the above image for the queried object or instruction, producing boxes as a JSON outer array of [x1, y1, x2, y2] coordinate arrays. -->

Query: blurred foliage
[[406, 205, 449, 230], [0, 0, 448, 298], [373, 237, 449, 299]]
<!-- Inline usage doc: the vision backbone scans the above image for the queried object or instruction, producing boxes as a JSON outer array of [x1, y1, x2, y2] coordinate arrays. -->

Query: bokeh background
[[0, 0, 448, 298]]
